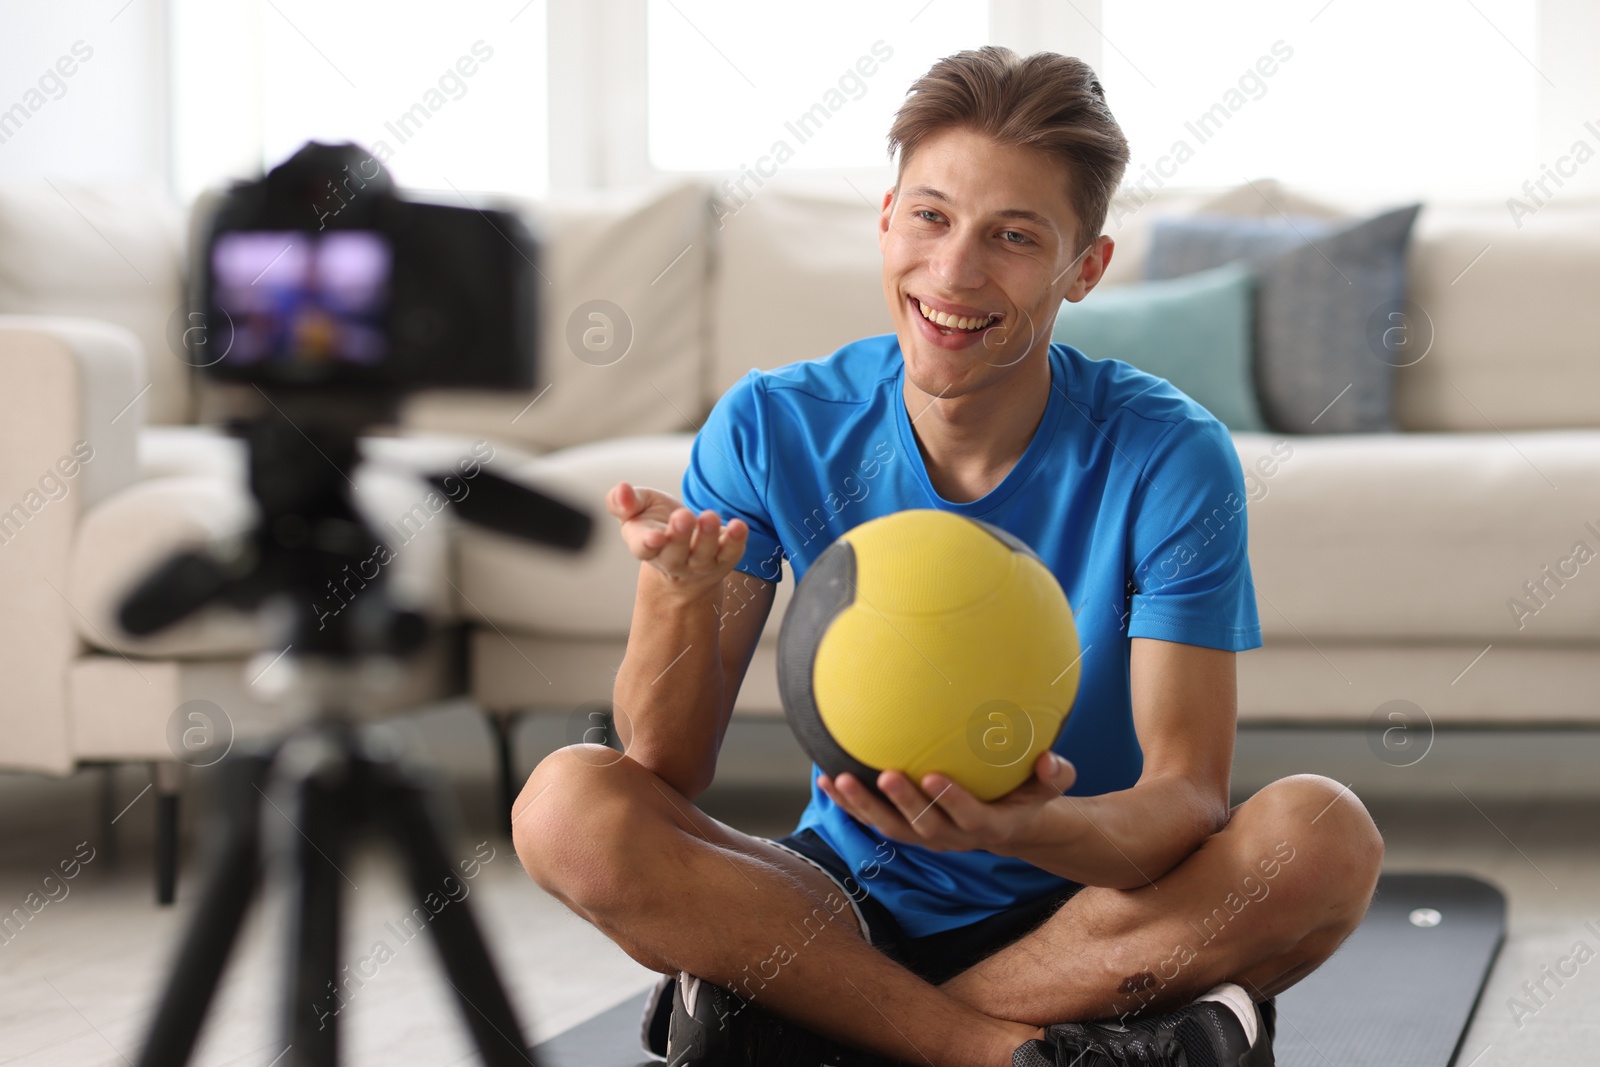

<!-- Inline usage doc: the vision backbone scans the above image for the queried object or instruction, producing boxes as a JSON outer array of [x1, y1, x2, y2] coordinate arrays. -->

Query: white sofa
[[4, 175, 1600, 896], [452, 180, 1600, 745]]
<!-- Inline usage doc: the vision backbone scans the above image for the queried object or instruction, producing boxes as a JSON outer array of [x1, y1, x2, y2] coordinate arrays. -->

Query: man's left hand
[[817, 750, 1078, 855]]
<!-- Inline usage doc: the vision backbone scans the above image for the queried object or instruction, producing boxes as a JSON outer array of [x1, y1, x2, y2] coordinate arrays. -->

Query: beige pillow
[[708, 179, 893, 398], [402, 180, 710, 452]]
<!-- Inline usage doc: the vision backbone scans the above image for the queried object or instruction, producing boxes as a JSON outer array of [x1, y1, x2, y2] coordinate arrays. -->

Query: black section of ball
[[776, 538, 892, 800]]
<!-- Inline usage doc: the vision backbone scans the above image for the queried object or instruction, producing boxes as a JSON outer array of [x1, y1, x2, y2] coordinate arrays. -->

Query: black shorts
[[766, 827, 1085, 985]]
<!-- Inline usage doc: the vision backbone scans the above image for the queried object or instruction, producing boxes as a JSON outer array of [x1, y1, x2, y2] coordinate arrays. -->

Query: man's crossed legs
[[512, 747, 1383, 1067]]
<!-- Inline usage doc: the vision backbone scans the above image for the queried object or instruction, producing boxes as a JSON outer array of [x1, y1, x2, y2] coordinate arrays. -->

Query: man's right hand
[[606, 482, 749, 598]]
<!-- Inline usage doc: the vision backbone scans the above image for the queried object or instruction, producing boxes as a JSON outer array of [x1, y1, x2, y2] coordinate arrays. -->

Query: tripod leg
[[136, 753, 272, 1067], [287, 757, 351, 1067], [378, 765, 536, 1066]]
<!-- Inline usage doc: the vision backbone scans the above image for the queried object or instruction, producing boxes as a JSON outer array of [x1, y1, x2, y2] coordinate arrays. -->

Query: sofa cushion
[[456, 432, 795, 638], [1397, 202, 1600, 432], [0, 181, 187, 424], [467, 428, 1600, 649], [401, 180, 709, 452], [1235, 430, 1600, 643], [709, 181, 893, 398], [1146, 204, 1423, 433]]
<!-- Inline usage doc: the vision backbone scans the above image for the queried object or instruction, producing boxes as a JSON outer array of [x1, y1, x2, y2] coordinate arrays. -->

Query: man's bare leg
[[513, 745, 1042, 1067], [937, 774, 1384, 1026]]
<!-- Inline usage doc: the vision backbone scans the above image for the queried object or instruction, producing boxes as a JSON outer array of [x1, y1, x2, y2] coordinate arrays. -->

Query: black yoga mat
[[1274, 873, 1504, 1067], [533, 987, 659, 1067], [533, 872, 1505, 1067]]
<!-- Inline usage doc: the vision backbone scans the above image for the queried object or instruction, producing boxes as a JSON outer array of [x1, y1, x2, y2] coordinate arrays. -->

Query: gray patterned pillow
[[1145, 205, 1422, 433]]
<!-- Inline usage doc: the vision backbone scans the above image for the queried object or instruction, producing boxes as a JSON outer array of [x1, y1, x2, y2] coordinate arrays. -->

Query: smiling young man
[[512, 47, 1383, 1067]]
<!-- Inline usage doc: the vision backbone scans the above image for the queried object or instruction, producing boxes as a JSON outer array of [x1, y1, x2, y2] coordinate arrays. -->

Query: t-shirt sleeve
[[680, 371, 788, 585], [1125, 417, 1263, 650]]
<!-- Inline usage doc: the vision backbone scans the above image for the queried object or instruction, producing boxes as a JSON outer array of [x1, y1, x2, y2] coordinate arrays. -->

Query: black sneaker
[[642, 972, 676, 1058], [1012, 983, 1275, 1067], [664, 970, 830, 1066], [663, 971, 904, 1067]]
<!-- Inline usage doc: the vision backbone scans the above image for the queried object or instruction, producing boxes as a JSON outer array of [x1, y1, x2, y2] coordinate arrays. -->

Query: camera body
[[197, 141, 538, 393]]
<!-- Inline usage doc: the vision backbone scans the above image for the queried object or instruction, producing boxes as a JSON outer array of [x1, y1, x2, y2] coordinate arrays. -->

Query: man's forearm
[[1007, 776, 1229, 890], [612, 564, 727, 797]]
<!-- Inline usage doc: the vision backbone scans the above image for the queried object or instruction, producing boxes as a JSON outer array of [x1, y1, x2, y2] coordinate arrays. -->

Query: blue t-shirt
[[681, 335, 1263, 938]]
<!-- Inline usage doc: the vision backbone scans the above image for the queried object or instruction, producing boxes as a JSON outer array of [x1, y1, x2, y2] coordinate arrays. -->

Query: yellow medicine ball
[[777, 509, 1080, 802]]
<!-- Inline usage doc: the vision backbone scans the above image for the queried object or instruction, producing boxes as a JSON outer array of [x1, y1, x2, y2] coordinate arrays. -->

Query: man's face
[[879, 126, 1111, 400]]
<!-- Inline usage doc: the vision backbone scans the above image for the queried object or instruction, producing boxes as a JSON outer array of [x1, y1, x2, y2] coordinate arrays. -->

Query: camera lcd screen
[[211, 230, 391, 370]]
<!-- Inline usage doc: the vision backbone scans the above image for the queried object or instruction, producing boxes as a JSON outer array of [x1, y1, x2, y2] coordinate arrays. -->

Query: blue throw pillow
[[1145, 205, 1423, 433], [1051, 262, 1267, 433]]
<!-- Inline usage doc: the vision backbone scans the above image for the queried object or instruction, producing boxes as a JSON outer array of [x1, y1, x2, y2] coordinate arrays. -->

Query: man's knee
[[511, 745, 654, 910], [1238, 774, 1383, 919]]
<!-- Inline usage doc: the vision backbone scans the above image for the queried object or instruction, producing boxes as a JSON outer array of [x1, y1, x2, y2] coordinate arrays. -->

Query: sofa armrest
[[0, 316, 146, 506], [0, 316, 146, 773]]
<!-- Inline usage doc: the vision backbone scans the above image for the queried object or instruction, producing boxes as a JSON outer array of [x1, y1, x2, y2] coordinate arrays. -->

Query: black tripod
[[119, 403, 590, 1066], [137, 723, 536, 1066]]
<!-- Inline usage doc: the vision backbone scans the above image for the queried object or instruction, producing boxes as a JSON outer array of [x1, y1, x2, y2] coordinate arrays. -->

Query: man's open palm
[[606, 481, 748, 595]]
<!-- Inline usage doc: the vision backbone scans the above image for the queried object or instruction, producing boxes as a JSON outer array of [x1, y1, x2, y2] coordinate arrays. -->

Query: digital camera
[[195, 141, 538, 392]]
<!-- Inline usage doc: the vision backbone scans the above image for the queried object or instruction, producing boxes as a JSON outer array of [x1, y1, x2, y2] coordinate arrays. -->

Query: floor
[[2, 706, 1597, 1066]]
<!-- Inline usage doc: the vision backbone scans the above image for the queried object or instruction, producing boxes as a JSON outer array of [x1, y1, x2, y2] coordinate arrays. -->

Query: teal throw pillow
[[1051, 262, 1267, 433]]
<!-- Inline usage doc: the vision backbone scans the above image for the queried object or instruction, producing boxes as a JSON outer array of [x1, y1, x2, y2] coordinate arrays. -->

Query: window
[[646, 0, 988, 172], [1097, 0, 1540, 198], [172, 0, 549, 202], [166, 0, 1585, 204]]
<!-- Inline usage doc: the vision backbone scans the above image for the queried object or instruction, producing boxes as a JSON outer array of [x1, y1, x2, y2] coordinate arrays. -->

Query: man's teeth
[[918, 301, 995, 331]]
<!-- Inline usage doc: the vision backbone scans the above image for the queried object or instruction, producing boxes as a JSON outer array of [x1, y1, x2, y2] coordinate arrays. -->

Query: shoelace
[[1064, 1026, 1186, 1067]]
